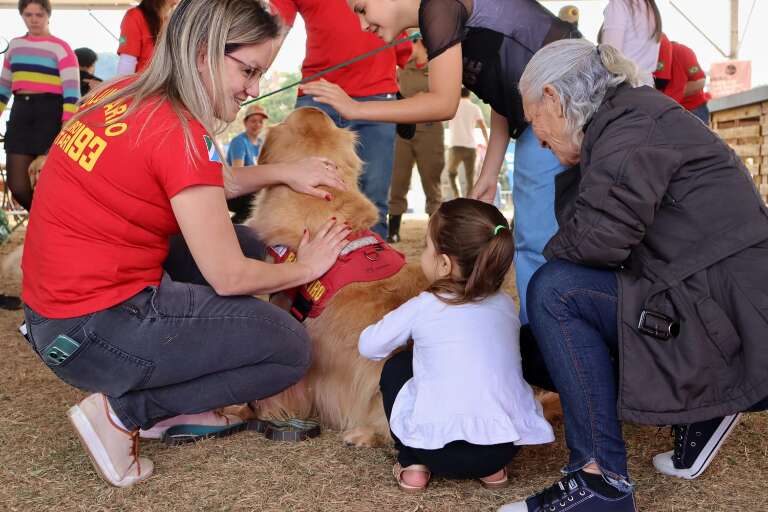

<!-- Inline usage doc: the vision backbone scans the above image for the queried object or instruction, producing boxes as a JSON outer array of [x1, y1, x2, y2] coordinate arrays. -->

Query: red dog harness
[[268, 230, 406, 322]]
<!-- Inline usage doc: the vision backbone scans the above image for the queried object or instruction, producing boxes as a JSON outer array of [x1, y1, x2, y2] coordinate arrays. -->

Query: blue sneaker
[[498, 472, 636, 512], [653, 413, 742, 479]]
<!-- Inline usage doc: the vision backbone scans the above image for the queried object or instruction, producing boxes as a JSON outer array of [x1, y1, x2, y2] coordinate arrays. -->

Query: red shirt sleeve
[[117, 8, 145, 58], [151, 120, 224, 199], [395, 32, 414, 69], [679, 44, 705, 80], [270, 0, 298, 27], [653, 34, 672, 81]]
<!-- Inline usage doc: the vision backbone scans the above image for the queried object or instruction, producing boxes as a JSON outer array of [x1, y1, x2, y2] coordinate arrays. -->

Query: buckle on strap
[[638, 310, 680, 340]]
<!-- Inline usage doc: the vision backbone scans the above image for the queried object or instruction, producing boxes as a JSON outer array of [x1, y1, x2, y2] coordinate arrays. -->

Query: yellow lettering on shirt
[[104, 122, 128, 137], [78, 136, 107, 172]]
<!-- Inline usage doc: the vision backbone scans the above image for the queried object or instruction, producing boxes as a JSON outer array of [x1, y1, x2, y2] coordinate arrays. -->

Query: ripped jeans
[[526, 259, 631, 492], [23, 226, 311, 431]]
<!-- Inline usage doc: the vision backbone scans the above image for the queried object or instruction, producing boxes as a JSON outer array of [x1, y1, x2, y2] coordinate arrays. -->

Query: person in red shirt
[[655, 35, 711, 124], [22, 0, 349, 488], [270, 0, 412, 238], [116, 0, 178, 75]]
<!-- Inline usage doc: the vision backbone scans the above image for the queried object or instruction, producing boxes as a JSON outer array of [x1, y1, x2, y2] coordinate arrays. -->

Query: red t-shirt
[[653, 34, 672, 82], [270, 0, 412, 97], [22, 83, 224, 318], [117, 7, 155, 73], [662, 41, 710, 111]]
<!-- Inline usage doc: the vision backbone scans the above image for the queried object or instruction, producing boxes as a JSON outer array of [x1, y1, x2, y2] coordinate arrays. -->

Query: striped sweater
[[0, 34, 80, 121]]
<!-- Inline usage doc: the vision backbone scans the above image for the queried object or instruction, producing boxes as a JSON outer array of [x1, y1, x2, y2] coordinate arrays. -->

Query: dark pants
[[380, 350, 519, 479], [23, 225, 311, 431], [227, 194, 257, 224]]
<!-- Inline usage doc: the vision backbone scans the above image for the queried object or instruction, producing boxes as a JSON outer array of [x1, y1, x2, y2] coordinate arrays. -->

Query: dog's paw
[[539, 391, 563, 423], [342, 426, 383, 448]]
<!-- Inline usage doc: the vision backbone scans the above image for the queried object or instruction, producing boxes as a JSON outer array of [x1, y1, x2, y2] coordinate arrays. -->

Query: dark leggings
[[5, 153, 36, 211], [380, 350, 519, 479]]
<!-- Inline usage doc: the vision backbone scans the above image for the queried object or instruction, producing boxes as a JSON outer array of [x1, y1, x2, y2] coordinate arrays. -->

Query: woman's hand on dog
[[283, 157, 347, 201], [300, 80, 361, 120], [296, 218, 351, 280]]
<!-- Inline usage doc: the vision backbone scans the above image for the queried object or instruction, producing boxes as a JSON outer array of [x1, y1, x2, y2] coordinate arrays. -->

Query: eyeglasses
[[225, 53, 263, 87]]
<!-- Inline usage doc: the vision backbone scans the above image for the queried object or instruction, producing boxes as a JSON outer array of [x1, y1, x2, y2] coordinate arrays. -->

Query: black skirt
[[3, 93, 63, 156]]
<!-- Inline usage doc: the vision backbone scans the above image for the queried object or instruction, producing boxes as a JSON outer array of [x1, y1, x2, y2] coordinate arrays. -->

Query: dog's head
[[245, 107, 379, 248]]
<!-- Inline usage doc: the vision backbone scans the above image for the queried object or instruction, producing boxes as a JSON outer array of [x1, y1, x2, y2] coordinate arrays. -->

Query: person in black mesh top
[[302, 0, 579, 334]]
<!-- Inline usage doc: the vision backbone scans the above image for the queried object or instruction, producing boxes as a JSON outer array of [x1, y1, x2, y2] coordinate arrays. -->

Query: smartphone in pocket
[[42, 334, 81, 366]]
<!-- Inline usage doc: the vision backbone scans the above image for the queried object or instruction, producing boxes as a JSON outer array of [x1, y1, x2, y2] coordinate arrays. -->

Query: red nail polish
[[331, 217, 337, 220], [325, 194, 333, 201]]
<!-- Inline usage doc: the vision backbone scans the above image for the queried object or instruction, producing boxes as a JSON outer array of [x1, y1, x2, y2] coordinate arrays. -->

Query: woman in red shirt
[[116, 0, 178, 75], [23, 0, 348, 488]]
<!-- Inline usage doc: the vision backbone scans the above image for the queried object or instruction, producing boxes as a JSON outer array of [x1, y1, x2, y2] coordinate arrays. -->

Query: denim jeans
[[23, 225, 311, 431], [526, 259, 632, 492], [295, 93, 396, 238], [513, 126, 565, 324], [690, 103, 710, 125]]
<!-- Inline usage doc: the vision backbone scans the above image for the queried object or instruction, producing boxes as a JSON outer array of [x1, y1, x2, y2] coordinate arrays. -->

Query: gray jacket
[[546, 84, 768, 425]]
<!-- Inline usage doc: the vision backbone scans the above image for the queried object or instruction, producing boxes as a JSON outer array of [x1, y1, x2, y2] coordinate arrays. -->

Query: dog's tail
[[1, 245, 23, 281]]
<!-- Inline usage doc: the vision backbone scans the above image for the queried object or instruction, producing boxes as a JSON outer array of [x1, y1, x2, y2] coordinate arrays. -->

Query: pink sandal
[[393, 463, 431, 493], [478, 467, 509, 489]]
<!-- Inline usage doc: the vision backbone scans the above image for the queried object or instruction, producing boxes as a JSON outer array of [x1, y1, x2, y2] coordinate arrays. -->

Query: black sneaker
[[653, 413, 742, 479], [498, 472, 636, 512]]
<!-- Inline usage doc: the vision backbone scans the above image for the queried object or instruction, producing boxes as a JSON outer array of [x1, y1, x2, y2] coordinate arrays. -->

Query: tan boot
[[67, 393, 153, 487]]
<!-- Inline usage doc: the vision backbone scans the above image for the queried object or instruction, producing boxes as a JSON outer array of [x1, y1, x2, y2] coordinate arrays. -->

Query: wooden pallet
[[711, 100, 768, 204]]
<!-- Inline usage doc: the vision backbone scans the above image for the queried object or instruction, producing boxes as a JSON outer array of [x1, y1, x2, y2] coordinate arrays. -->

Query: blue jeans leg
[[296, 94, 396, 238], [527, 260, 632, 492], [691, 103, 710, 125], [513, 126, 565, 324]]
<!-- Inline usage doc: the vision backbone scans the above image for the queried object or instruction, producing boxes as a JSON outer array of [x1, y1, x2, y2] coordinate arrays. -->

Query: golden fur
[[244, 107, 428, 446], [243, 107, 562, 445]]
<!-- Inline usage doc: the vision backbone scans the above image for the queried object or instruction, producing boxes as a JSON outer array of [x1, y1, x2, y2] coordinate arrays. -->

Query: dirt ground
[[0, 220, 766, 512]]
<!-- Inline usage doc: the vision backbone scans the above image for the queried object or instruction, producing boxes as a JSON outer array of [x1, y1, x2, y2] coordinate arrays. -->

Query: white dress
[[359, 291, 555, 450], [602, 0, 660, 87]]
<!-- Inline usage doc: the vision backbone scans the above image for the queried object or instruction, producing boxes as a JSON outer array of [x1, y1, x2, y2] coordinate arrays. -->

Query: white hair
[[519, 39, 639, 145]]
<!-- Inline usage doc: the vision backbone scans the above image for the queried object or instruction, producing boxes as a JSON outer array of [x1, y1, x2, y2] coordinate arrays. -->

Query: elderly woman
[[499, 39, 768, 512]]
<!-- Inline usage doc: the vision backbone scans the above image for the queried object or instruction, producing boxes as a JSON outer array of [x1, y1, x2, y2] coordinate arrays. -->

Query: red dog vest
[[268, 230, 406, 322]]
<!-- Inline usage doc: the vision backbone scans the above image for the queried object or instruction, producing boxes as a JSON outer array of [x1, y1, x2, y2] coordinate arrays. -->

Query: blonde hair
[[519, 39, 639, 147], [74, 0, 280, 190]]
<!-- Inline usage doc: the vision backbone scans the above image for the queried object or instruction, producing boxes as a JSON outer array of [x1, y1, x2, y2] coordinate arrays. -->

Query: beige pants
[[389, 126, 445, 216], [446, 146, 476, 198]]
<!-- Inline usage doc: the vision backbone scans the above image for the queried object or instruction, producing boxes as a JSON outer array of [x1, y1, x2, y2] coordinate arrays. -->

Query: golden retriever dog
[[244, 107, 428, 447], [242, 107, 561, 446]]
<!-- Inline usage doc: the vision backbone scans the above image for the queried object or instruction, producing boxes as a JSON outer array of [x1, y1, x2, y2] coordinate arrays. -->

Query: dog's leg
[[539, 391, 563, 423]]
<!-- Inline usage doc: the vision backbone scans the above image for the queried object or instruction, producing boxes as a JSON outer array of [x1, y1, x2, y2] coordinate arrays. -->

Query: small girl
[[358, 198, 554, 492]]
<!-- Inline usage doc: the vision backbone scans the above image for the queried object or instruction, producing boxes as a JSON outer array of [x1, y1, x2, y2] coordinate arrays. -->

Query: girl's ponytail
[[463, 223, 514, 301]]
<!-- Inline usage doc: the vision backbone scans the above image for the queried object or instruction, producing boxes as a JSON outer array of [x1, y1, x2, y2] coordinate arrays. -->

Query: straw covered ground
[[0, 220, 765, 511]]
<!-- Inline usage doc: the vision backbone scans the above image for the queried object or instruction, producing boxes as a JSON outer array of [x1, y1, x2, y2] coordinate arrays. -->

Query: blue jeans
[[527, 260, 632, 492], [296, 94, 397, 238], [23, 226, 311, 431], [513, 126, 565, 324], [690, 103, 710, 125]]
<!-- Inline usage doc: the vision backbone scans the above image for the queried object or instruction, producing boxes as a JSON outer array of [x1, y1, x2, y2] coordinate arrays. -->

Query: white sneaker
[[67, 393, 153, 487]]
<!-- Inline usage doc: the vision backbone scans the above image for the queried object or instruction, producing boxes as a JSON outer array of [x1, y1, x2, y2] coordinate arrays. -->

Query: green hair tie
[[493, 225, 508, 236]]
